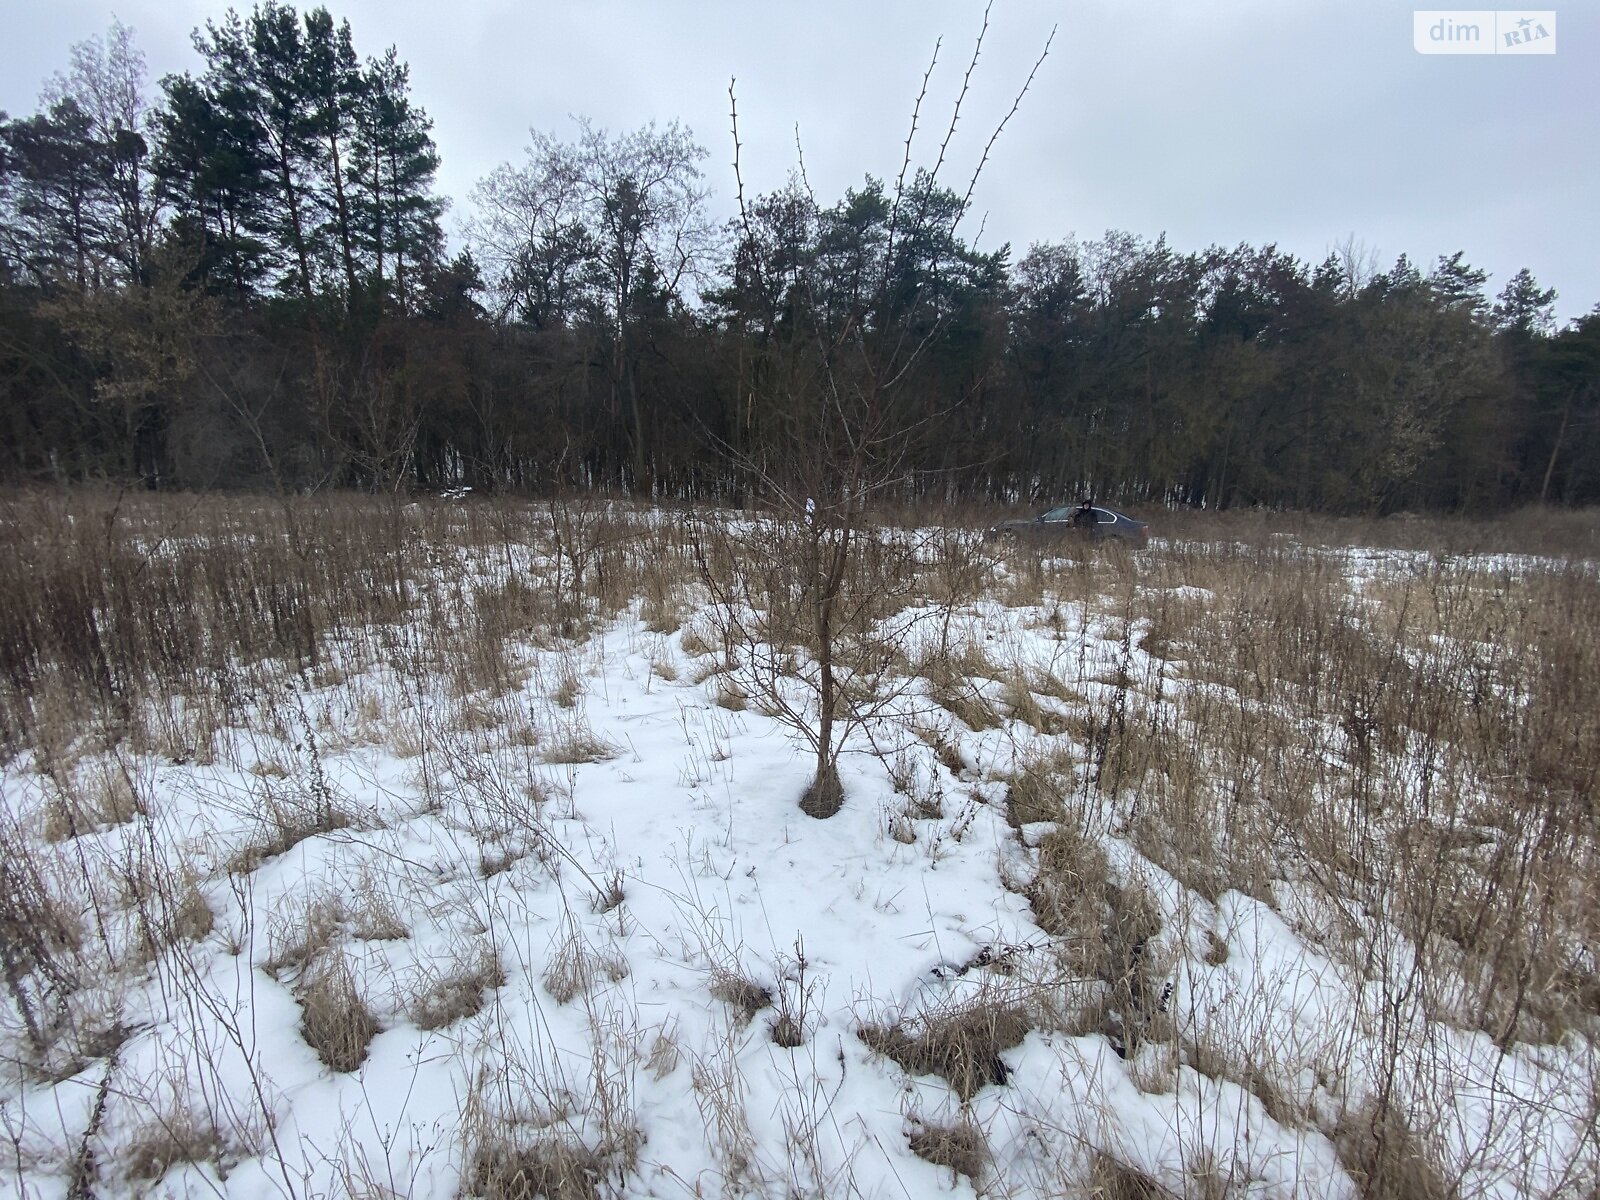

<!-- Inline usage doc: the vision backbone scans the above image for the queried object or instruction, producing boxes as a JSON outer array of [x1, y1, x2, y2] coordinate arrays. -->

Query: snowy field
[[1, 496, 1595, 1199]]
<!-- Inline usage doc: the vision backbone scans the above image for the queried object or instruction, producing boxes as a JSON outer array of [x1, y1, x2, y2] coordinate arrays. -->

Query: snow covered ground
[[1, 506, 1595, 1199]]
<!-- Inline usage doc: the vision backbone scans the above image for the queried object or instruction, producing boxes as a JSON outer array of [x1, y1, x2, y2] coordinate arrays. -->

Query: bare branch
[[929, 0, 991, 197], [793, 124, 815, 205], [959, 23, 1055, 221], [728, 78, 750, 231], [886, 35, 942, 262]]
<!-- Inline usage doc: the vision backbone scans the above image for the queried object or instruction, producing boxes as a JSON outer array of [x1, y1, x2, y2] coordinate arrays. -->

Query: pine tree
[[1493, 267, 1557, 336], [155, 4, 443, 314], [0, 100, 107, 290], [1429, 250, 1490, 319], [351, 49, 443, 312], [303, 9, 364, 303], [153, 70, 273, 295]]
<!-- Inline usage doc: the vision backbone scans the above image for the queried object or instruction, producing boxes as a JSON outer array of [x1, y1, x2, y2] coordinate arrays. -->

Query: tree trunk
[[326, 128, 359, 304], [274, 146, 315, 304], [801, 521, 850, 818], [1540, 392, 1572, 505]]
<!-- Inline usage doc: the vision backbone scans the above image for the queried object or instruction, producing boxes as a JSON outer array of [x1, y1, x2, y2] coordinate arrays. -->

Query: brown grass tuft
[[412, 947, 506, 1031], [713, 677, 748, 711], [468, 1139, 607, 1200], [1333, 1101, 1453, 1200], [1086, 1151, 1175, 1199], [709, 970, 773, 1023], [860, 999, 1032, 1100], [769, 1012, 805, 1048], [907, 1114, 988, 1182], [297, 954, 381, 1073], [1095, 880, 1168, 1056], [42, 772, 143, 842], [1028, 824, 1111, 944], [123, 1110, 229, 1184], [540, 725, 619, 765], [919, 641, 1007, 732], [543, 931, 628, 1004], [227, 792, 355, 874], [1005, 752, 1077, 827], [264, 894, 345, 977]]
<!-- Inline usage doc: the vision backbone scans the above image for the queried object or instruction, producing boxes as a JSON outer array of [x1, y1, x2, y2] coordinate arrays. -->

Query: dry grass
[[123, 1108, 230, 1184], [1098, 532, 1600, 1044], [859, 996, 1032, 1101], [1333, 1100, 1453, 1200], [1000, 670, 1072, 735], [1095, 880, 1169, 1055], [712, 677, 748, 711], [464, 1020, 642, 1200], [591, 871, 625, 915], [41, 771, 143, 841], [467, 1138, 608, 1200], [120, 863, 215, 962], [1005, 751, 1077, 827], [1027, 823, 1110, 945], [411, 947, 506, 1031], [540, 725, 619, 765], [922, 649, 1007, 732], [928, 678, 998, 732], [1179, 1032, 1301, 1130], [709, 969, 773, 1023], [549, 664, 584, 709], [264, 893, 346, 977], [0, 491, 702, 774], [2, 493, 1597, 1195], [646, 1025, 681, 1079], [543, 929, 629, 1004], [768, 1011, 805, 1048], [678, 625, 714, 658], [0, 813, 83, 1057], [348, 879, 410, 942], [227, 790, 356, 874], [1086, 1152, 1175, 1199], [912, 720, 968, 778], [297, 953, 381, 1073], [906, 1114, 988, 1182]]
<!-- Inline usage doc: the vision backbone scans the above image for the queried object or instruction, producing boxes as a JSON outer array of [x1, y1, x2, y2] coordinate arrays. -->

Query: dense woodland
[[2, 6, 1597, 512]]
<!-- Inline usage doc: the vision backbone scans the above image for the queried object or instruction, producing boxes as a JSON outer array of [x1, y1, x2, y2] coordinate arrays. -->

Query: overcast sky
[[3, 0, 1595, 320]]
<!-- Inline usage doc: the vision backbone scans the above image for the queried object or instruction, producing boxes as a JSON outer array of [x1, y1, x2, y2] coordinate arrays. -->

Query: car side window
[[1093, 509, 1116, 523], [1042, 507, 1072, 522]]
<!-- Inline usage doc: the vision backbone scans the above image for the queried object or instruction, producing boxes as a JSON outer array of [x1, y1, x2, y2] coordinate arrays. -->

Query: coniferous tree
[[303, 8, 364, 304], [351, 49, 444, 312], [1494, 268, 1558, 337], [153, 71, 273, 296], [1, 99, 106, 290], [3, 6, 1597, 504]]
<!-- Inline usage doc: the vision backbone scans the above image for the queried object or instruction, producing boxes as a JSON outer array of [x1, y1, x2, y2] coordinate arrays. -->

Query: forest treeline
[[2, 6, 1597, 512]]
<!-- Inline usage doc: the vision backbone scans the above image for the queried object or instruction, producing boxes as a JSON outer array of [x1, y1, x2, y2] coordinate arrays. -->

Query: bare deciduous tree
[[469, 118, 721, 491], [699, 8, 1053, 817]]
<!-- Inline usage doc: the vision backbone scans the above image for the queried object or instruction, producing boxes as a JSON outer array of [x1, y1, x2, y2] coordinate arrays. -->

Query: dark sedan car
[[985, 504, 1150, 544]]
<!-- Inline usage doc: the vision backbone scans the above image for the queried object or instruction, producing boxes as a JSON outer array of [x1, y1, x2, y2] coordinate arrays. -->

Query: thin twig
[[959, 23, 1056, 221]]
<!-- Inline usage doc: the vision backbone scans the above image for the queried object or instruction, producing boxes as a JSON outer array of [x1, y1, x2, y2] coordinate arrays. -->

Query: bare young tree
[[701, 6, 1053, 818]]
